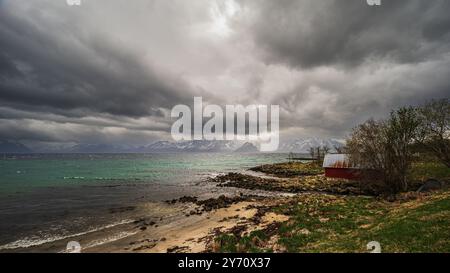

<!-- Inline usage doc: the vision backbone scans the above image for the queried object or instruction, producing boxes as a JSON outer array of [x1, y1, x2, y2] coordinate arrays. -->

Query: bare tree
[[416, 99, 450, 167], [316, 146, 322, 163], [322, 145, 330, 155], [308, 146, 330, 164], [346, 107, 420, 193], [346, 119, 391, 192], [309, 147, 315, 160], [333, 145, 345, 154], [318, 145, 330, 164], [288, 152, 294, 162], [346, 119, 387, 173], [384, 107, 420, 191]]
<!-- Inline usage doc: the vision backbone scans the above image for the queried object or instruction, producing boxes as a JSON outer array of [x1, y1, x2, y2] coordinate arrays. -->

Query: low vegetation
[[347, 98, 449, 193], [212, 158, 449, 253], [408, 160, 450, 182], [249, 162, 323, 178], [214, 190, 450, 253]]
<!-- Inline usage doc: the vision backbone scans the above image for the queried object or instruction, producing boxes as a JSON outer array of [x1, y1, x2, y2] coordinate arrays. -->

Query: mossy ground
[[408, 161, 450, 182]]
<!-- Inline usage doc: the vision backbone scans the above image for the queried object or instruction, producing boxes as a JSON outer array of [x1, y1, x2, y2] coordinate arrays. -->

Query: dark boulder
[[417, 179, 444, 192]]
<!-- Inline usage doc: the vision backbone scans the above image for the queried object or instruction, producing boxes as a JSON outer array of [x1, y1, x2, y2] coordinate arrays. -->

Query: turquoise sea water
[[0, 153, 287, 193], [0, 153, 287, 250]]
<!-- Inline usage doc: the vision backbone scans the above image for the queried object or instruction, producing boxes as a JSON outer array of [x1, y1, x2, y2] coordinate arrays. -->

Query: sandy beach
[[11, 163, 302, 253], [17, 194, 291, 253]]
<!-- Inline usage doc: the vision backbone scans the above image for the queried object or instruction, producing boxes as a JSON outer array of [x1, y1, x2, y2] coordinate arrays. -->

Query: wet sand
[[17, 196, 288, 253]]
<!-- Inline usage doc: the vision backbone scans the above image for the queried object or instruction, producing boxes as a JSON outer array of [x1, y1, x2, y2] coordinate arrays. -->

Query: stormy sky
[[0, 0, 449, 150]]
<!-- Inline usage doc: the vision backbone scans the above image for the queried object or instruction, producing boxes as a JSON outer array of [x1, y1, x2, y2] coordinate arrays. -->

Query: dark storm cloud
[[225, 0, 450, 137], [0, 52, 21, 77], [272, 58, 450, 137], [0, 4, 195, 118], [239, 0, 450, 68], [0, 0, 449, 148], [0, 117, 167, 145], [0, 106, 172, 133]]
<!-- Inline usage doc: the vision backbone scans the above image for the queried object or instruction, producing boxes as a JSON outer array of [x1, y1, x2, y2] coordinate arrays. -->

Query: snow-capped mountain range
[[278, 138, 345, 153], [140, 140, 244, 153], [0, 138, 345, 153], [141, 138, 344, 153]]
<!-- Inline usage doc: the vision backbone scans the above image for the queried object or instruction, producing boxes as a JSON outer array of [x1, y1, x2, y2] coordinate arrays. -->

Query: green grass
[[214, 160, 450, 253], [215, 234, 238, 253], [276, 195, 387, 252], [215, 230, 273, 253], [215, 190, 450, 253], [250, 162, 323, 177], [408, 161, 450, 182], [363, 196, 450, 252], [285, 190, 450, 252], [317, 191, 450, 253]]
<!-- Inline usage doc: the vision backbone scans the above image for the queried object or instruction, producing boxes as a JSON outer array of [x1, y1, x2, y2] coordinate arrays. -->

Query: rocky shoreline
[[166, 194, 266, 215], [249, 162, 323, 178], [209, 172, 371, 195], [8, 160, 448, 253], [141, 161, 377, 252], [117, 161, 378, 253]]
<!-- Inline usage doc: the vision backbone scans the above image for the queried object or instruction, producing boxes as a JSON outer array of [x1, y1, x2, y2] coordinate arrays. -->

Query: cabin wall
[[324, 168, 360, 180]]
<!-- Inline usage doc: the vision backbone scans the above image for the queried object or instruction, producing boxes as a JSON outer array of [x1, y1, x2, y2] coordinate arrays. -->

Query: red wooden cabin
[[322, 154, 360, 180]]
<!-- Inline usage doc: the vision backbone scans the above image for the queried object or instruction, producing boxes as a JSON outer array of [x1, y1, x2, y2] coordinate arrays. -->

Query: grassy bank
[[409, 161, 450, 182], [213, 160, 450, 253], [215, 190, 450, 253]]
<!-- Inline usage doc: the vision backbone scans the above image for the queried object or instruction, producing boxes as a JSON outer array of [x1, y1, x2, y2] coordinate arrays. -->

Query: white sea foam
[[0, 219, 134, 250], [59, 231, 138, 252]]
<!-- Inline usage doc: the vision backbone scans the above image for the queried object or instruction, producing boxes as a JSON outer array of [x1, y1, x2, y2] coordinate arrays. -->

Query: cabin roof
[[322, 154, 357, 169]]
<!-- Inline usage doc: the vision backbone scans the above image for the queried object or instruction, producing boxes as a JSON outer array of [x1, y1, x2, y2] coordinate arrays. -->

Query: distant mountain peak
[[144, 140, 245, 153], [278, 138, 344, 153], [234, 142, 259, 153]]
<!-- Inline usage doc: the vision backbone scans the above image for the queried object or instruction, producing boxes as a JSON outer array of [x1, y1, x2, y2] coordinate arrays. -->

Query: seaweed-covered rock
[[166, 196, 198, 204], [211, 172, 367, 195], [249, 162, 323, 178]]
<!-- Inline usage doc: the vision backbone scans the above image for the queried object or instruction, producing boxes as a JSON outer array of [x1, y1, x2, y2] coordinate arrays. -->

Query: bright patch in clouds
[[209, 0, 239, 37]]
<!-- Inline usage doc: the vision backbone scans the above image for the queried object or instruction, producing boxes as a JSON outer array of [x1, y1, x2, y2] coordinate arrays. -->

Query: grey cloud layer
[[239, 0, 450, 68], [0, 3, 195, 117], [0, 0, 449, 147]]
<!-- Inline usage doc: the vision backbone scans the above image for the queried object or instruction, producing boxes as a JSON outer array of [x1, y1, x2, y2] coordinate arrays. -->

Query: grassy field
[[215, 190, 450, 253], [282, 191, 450, 253], [215, 159, 450, 253]]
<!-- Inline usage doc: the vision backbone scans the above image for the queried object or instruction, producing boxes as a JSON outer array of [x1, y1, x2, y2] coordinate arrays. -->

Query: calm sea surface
[[0, 153, 287, 250]]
